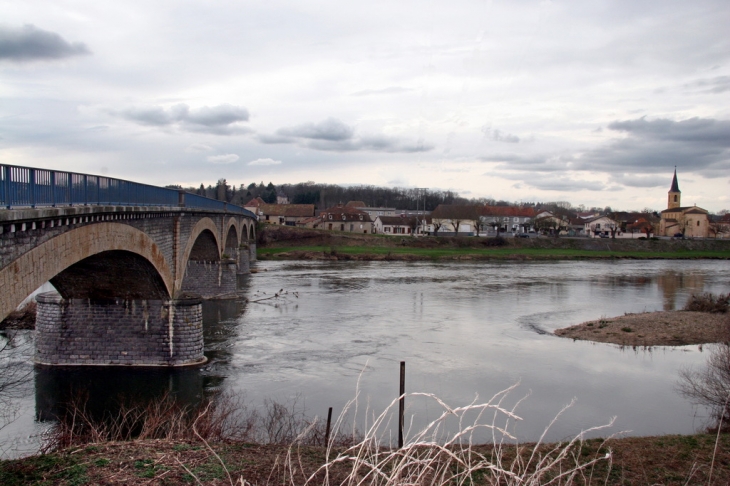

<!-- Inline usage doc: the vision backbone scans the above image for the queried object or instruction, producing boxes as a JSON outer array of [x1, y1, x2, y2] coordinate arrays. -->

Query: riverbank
[[555, 311, 729, 346], [257, 226, 730, 261], [2, 433, 728, 485]]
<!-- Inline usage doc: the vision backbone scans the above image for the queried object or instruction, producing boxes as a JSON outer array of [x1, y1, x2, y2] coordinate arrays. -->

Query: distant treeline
[[168, 179, 668, 216], [168, 179, 533, 212]]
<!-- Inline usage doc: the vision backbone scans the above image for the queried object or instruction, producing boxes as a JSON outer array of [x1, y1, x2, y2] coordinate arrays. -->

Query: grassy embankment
[[256, 225, 730, 261]]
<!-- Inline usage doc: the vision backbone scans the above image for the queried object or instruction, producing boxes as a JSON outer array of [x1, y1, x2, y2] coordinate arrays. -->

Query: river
[[1, 259, 729, 458]]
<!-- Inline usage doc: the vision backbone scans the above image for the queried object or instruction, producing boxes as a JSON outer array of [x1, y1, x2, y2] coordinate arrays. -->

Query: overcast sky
[[1, 0, 729, 211]]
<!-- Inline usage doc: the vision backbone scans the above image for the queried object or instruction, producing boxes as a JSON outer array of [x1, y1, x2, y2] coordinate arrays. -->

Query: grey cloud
[[184, 104, 249, 127], [257, 134, 295, 144], [607, 117, 730, 146], [118, 105, 183, 126], [0, 25, 90, 61], [505, 174, 608, 192], [609, 174, 666, 188], [115, 103, 249, 135], [268, 117, 433, 153], [577, 117, 730, 175], [683, 76, 730, 94], [277, 117, 354, 141], [351, 87, 413, 96], [307, 135, 432, 153], [479, 153, 574, 173], [483, 127, 520, 143]]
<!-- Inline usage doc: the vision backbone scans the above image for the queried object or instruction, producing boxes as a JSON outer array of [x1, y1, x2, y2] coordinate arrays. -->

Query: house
[[276, 190, 289, 205], [373, 215, 417, 235], [319, 205, 373, 233], [258, 204, 315, 226], [712, 213, 730, 239], [583, 215, 620, 237], [658, 169, 710, 238], [297, 216, 323, 229], [430, 205, 480, 236], [244, 197, 266, 217], [626, 217, 655, 237], [533, 211, 569, 235], [480, 206, 536, 234]]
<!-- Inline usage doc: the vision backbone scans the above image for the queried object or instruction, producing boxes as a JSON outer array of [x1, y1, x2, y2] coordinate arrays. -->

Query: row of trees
[[175, 180, 521, 211]]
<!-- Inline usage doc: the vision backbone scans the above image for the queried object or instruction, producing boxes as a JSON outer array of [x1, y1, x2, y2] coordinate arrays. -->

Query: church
[[658, 169, 710, 238]]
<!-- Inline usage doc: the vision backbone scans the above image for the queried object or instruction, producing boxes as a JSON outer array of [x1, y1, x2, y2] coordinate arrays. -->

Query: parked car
[[515, 233, 530, 238], [673, 232, 684, 239]]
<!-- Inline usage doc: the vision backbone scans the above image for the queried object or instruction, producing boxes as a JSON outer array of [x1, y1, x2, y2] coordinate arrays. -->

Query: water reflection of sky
[[2, 260, 729, 457]]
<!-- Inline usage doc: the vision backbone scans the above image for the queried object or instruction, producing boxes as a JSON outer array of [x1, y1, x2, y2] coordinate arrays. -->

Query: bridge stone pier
[[1, 203, 257, 367]]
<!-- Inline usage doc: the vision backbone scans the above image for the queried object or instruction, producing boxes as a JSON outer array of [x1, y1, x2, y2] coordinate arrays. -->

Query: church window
[[674, 195, 677, 202]]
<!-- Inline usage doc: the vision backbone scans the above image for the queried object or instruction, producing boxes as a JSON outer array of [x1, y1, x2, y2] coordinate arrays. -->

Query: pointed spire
[[670, 167, 680, 193]]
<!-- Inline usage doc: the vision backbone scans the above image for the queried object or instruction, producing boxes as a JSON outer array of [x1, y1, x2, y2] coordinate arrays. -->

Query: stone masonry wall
[[238, 246, 250, 274], [180, 260, 237, 298], [35, 292, 203, 366]]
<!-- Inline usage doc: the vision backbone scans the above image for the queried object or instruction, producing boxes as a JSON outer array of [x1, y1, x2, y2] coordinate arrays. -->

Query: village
[[243, 170, 730, 240]]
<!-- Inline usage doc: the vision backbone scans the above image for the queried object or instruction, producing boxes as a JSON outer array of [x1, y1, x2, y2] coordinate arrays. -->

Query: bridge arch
[[181, 217, 221, 261], [222, 217, 240, 255], [0, 223, 174, 321]]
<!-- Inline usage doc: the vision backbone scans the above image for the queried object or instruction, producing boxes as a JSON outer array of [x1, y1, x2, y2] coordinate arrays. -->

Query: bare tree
[[678, 341, 730, 430]]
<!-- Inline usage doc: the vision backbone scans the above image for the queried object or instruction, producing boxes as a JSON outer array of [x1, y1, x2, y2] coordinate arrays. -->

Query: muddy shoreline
[[555, 311, 729, 346]]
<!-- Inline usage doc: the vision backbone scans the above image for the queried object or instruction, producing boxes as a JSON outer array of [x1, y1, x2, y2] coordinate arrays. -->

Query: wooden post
[[399, 361, 405, 448], [325, 407, 333, 448]]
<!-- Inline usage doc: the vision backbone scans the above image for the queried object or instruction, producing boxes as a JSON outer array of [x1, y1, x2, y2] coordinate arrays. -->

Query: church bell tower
[[667, 168, 681, 210]]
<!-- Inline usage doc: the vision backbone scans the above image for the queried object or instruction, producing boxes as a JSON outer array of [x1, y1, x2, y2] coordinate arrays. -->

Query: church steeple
[[668, 167, 681, 209]]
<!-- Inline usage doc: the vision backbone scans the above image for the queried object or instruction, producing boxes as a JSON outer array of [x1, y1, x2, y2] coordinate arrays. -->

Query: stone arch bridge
[[1, 164, 258, 367]]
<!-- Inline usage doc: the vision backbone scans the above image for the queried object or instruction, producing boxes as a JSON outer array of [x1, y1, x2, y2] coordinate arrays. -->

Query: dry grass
[[2, 383, 728, 485]]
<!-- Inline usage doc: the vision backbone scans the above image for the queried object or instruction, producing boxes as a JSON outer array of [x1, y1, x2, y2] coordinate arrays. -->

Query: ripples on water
[[2, 259, 729, 457]]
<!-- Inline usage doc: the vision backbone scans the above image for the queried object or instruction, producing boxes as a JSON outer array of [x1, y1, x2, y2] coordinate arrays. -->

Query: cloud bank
[[264, 117, 433, 153], [0, 24, 90, 61], [116, 103, 250, 135]]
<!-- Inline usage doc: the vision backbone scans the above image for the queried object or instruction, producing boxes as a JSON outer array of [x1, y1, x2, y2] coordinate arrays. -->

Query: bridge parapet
[[0, 163, 255, 218]]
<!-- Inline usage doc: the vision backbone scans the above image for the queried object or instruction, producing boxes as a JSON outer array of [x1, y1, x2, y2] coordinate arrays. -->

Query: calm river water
[[1, 259, 729, 457]]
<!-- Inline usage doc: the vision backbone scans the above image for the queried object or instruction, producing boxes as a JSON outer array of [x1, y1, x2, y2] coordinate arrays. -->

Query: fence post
[[3, 165, 11, 209], [399, 361, 405, 448], [50, 171, 56, 207], [29, 168, 36, 208], [83, 174, 88, 205]]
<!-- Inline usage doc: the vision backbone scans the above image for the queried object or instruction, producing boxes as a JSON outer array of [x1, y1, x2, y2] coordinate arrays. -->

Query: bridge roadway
[[0, 165, 257, 366]]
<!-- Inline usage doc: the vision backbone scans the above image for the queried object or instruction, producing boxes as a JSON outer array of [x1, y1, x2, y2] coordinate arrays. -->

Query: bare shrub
[[41, 391, 258, 452], [684, 293, 730, 314], [40, 391, 350, 453], [678, 344, 730, 431]]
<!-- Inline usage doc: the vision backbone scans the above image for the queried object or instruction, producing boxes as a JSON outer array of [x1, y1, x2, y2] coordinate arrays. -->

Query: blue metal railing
[[0, 164, 254, 217]]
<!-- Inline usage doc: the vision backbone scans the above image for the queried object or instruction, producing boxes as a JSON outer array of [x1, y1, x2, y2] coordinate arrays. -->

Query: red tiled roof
[[245, 197, 265, 207], [320, 205, 373, 222]]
